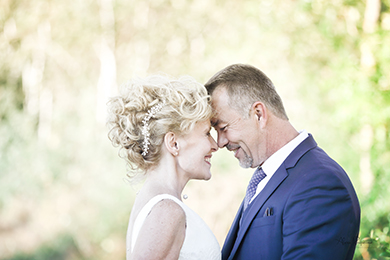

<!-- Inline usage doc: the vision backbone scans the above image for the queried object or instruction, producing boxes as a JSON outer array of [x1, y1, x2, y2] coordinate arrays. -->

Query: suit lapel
[[228, 168, 288, 259], [222, 202, 244, 260]]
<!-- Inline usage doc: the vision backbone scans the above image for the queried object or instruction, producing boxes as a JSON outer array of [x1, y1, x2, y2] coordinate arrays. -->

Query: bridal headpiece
[[141, 100, 166, 156]]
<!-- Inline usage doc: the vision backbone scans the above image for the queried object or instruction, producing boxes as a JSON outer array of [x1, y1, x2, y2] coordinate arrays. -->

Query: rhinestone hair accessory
[[141, 100, 165, 156]]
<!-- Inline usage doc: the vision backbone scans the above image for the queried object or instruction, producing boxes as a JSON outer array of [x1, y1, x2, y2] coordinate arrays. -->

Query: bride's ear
[[164, 132, 179, 156]]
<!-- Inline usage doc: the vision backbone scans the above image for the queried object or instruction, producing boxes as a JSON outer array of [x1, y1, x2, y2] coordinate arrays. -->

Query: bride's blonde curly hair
[[107, 74, 213, 177]]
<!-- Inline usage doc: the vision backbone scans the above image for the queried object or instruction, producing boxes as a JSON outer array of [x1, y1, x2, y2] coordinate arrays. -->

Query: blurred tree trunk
[[22, 21, 53, 143], [96, 0, 117, 124], [37, 22, 53, 143], [358, 0, 381, 194], [363, 0, 381, 33]]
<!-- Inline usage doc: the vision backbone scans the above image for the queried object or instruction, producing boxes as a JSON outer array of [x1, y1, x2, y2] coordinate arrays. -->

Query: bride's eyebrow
[[203, 125, 211, 133], [211, 119, 220, 128]]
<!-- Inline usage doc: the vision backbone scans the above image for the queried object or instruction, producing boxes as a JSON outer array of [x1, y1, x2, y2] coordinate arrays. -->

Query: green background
[[1, 0, 389, 259]]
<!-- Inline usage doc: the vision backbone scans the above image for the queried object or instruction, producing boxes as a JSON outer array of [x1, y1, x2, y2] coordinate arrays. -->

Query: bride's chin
[[197, 172, 211, 181]]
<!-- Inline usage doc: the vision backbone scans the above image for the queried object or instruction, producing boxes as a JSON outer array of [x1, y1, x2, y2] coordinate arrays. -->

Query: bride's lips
[[204, 155, 212, 165]]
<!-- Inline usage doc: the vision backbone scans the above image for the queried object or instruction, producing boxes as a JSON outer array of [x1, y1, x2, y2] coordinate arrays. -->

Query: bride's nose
[[210, 136, 218, 152]]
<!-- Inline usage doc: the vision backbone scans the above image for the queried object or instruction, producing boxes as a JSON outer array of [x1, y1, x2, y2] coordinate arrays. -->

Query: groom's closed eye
[[219, 126, 227, 132]]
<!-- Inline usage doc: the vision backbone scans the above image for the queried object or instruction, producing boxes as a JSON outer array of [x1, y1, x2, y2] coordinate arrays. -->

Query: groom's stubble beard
[[239, 151, 253, 168], [227, 144, 253, 168]]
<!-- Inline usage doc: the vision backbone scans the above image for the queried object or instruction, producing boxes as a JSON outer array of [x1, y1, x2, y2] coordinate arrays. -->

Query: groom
[[205, 64, 360, 260]]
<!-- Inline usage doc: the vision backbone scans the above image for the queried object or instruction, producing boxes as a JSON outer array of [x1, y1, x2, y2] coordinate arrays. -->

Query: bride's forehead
[[195, 120, 211, 129]]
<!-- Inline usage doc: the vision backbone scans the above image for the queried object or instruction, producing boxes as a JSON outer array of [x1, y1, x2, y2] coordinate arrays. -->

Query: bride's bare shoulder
[[131, 198, 186, 259]]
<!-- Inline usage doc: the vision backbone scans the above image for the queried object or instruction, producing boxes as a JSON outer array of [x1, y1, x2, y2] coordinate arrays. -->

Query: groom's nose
[[217, 132, 228, 148]]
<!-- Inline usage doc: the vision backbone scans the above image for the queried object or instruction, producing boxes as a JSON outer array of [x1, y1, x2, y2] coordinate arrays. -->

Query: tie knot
[[249, 167, 267, 187]]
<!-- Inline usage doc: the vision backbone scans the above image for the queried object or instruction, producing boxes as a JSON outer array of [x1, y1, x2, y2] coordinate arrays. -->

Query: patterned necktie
[[243, 167, 267, 212]]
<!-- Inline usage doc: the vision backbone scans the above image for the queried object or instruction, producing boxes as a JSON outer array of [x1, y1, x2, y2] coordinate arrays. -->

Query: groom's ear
[[164, 132, 179, 155], [252, 102, 267, 127]]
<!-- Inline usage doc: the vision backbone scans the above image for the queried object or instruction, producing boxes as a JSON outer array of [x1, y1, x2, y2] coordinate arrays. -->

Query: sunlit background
[[1, 0, 390, 259]]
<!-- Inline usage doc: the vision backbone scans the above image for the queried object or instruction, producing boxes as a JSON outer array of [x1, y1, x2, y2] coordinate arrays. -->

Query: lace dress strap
[[131, 194, 183, 252]]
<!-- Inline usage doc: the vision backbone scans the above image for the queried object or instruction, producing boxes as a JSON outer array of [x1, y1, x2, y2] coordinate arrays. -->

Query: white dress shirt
[[249, 130, 309, 204]]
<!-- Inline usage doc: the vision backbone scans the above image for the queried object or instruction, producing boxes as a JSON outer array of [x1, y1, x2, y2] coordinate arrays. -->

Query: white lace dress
[[127, 194, 221, 260]]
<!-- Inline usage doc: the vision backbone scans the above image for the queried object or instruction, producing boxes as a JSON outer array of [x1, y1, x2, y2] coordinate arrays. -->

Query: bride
[[107, 74, 221, 259]]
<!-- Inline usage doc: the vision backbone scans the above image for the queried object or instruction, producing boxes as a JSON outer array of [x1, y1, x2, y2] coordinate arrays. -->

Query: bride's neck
[[143, 163, 187, 200]]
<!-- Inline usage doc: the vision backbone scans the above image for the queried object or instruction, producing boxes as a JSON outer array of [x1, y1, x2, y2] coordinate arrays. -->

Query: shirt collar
[[261, 130, 309, 176]]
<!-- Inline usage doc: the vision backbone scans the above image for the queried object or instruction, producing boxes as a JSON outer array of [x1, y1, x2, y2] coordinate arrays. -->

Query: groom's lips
[[227, 145, 241, 158], [227, 144, 240, 151], [234, 148, 240, 158]]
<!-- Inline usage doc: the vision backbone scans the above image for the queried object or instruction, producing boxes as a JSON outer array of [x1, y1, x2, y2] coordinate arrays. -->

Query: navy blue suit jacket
[[222, 134, 360, 260]]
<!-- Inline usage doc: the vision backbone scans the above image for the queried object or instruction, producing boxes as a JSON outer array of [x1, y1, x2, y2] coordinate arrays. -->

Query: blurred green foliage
[[4, 234, 83, 260], [1, 0, 389, 259]]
